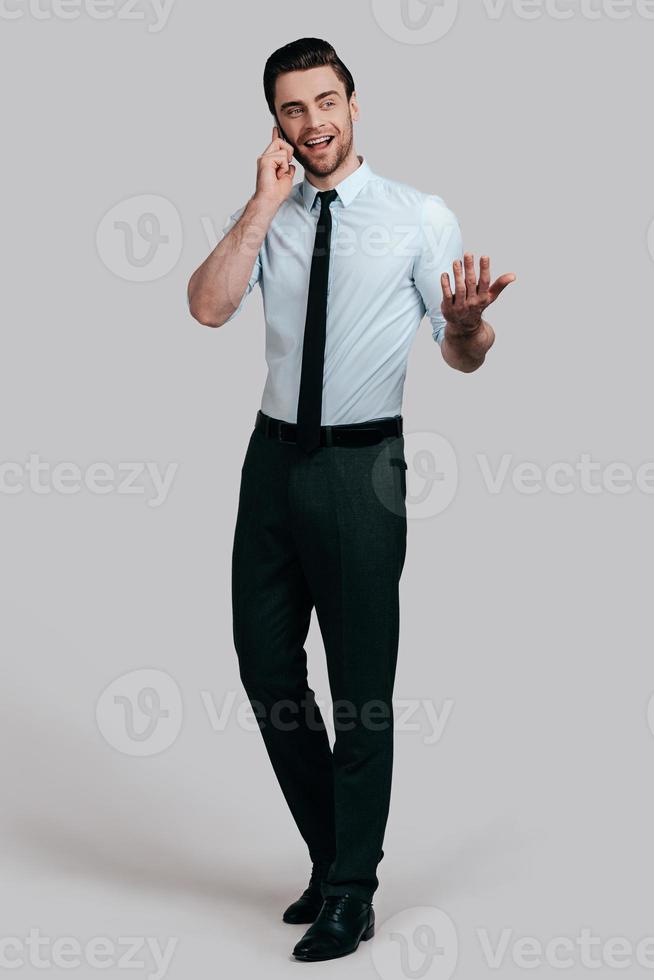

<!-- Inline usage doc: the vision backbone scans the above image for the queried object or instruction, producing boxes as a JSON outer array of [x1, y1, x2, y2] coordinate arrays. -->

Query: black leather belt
[[255, 410, 402, 447]]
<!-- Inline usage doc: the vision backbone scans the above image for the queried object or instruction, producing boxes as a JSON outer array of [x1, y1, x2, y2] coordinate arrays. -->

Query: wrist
[[444, 318, 494, 359], [445, 316, 484, 340], [250, 192, 281, 220]]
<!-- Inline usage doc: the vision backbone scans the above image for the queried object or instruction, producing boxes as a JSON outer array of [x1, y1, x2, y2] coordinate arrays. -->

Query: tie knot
[[317, 189, 338, 210]]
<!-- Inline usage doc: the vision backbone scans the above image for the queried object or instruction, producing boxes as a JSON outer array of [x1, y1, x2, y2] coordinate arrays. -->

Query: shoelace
[[321, 894, 353, 922]]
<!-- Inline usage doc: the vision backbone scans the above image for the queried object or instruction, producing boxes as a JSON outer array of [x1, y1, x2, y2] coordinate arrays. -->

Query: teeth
[[306, 136, 331, 146]]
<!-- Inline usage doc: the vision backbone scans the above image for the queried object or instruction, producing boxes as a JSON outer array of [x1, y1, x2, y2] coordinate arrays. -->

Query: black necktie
[[296, 188, 338, 454]]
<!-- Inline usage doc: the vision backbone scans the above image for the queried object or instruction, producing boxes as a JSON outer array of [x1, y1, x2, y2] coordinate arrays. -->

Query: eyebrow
[[279, 90, 340, 111]]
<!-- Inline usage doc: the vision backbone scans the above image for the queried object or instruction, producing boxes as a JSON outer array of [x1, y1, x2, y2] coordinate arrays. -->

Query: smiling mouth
[[304, 135, 335, 152]]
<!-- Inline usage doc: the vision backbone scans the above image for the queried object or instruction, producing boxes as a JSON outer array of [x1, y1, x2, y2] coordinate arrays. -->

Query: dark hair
[[263, 37, 355, 116]]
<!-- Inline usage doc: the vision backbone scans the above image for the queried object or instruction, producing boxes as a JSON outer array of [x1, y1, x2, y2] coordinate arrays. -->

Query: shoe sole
[[292, 923, 375, 961]]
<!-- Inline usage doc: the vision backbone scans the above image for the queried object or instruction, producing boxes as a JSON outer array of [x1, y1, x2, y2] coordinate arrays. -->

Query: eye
[[322, 100, 336, 109], [288, 107, 302, 116]]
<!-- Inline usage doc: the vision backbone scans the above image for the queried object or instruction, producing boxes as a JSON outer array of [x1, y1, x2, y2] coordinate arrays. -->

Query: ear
[[350, 92, 360, 122]]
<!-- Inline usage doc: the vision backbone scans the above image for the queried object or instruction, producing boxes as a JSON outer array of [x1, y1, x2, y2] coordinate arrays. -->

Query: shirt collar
[[301, 155, 373, 212]]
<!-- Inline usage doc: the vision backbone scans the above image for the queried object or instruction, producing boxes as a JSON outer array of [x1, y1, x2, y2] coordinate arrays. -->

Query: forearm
[[440, 317, 495, 372], [187, 194, 277, 327]]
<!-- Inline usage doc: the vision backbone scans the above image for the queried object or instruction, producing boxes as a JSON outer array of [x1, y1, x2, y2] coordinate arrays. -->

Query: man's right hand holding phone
[[254, 125, 296, 212], [187, 126, 296, 327]]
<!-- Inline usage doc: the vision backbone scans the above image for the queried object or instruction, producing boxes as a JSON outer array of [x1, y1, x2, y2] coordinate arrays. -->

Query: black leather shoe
[[292, 893, 375, 961], [282, 862, 332, 924]]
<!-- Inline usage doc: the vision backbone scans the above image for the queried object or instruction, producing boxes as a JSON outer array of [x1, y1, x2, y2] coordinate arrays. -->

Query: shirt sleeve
[[215, 203, 263, 324], [412, 194, 464, 345]]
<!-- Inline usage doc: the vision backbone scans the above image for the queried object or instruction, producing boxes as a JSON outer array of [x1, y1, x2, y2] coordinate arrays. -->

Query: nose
[[304, 105, 324, 132]]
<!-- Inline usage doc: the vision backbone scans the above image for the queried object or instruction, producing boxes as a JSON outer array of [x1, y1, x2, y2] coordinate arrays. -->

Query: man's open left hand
[[441, 254, 516, 333]]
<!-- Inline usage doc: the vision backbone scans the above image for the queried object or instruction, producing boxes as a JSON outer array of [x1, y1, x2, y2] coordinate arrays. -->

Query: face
[[273, 65, 359, 178]]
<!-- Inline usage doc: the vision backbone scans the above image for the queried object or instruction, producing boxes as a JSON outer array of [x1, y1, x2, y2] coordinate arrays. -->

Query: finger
[[278, 157, 297, 180], [259, 150, 292, 172], [263, 139, 294, 162], [441, 271, 453, 303], [263, 150, 290, 176], [276, 155, 290, 177], [488, 273, 517, 301], [260, 137, 278, 156], [271, 126, 293, 156], [478, 255, 491, 294], [262, 150, 292, 165], [262, 140, 288, 155], [452, 259, 465, 304], [463, 252, 477, 297], [263, 125, 282, 154]]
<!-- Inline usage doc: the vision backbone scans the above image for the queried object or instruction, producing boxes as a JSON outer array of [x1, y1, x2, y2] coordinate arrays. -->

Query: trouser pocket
[[389, 457, 408, 499]]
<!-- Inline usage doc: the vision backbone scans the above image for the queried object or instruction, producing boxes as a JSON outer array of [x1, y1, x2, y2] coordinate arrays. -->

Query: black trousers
[[231, 416, 408, 903]]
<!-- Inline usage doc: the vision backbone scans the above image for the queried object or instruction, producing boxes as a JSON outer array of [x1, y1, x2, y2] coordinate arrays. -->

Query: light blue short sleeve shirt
[[219, 156, 463, 425]]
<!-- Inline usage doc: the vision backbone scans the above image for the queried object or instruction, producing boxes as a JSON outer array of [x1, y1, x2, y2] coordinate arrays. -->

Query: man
[[187, 37, 515, 962]]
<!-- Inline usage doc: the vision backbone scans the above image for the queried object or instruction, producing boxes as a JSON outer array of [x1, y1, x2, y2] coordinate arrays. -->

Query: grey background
[[2, 0, 653, 976]]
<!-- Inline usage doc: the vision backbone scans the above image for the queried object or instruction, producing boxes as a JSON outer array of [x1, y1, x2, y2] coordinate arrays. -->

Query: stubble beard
[[293, 116, 354, 179]]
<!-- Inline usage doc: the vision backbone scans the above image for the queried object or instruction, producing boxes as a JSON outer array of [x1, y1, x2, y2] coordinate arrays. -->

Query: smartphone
[[275, 116, 291, 147]]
